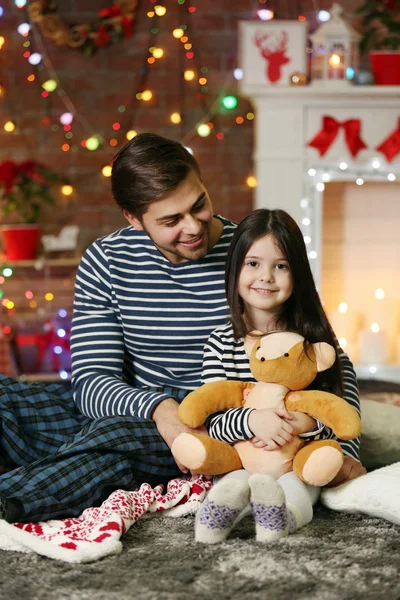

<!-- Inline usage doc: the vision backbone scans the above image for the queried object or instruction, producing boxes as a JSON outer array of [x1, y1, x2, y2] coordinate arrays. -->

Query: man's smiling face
[[124, 170, 215, 263]]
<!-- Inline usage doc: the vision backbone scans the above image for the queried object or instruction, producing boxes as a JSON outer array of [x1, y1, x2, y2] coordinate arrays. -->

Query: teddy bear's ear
[[313, 342, 336, 372]]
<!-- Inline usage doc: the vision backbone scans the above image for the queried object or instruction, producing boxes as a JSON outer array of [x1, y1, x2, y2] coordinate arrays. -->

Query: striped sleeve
[[70, 243, 171, 419], [202, 331, 254, 443], [321, 349, 361, 461]]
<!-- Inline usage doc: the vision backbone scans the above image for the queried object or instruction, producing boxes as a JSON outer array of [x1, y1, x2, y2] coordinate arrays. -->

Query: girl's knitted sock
[[249, 473, 301, 542], [195, 478, 250, 544]]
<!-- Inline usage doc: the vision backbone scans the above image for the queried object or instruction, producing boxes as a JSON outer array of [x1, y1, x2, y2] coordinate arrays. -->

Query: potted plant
[[355, 0, 400, 84], [0, 160, 64, 261]]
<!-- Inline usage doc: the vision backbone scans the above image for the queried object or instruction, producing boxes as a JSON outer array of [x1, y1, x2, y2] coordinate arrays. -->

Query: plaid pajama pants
[[0, 375, 183, 522]]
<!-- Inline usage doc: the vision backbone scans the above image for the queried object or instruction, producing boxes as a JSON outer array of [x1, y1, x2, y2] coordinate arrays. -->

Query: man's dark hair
[[111, 133, 201, 218]]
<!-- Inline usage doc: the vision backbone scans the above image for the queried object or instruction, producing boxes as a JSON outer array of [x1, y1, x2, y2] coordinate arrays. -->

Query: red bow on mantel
[[307, 116, 368, 158], [376, 118, 400, 163]]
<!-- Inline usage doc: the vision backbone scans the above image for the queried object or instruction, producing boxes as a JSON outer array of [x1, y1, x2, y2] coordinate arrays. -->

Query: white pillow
[[321, 462, 400, 525], [359, 399, 400, 470]]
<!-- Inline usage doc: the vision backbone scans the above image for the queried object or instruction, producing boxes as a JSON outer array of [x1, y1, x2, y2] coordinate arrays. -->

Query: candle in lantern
[[328, 52, 345, 79]]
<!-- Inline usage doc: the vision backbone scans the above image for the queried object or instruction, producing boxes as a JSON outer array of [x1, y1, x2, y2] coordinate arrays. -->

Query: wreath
[[27, 1, 139, 54]]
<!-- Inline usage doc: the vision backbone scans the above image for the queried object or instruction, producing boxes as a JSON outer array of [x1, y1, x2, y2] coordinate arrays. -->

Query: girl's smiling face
[[238, 233, 293, 330]]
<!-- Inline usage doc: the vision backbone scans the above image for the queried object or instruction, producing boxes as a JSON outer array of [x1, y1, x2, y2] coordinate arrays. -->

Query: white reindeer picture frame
[[239, 20, 307, 87]]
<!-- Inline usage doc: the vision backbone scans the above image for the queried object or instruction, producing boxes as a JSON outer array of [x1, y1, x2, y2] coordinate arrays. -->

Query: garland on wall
[[27, 0, 139, 54]]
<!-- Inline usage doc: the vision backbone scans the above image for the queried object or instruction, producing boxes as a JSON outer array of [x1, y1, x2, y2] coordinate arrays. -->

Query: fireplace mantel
[[239, 84, 400, 225]]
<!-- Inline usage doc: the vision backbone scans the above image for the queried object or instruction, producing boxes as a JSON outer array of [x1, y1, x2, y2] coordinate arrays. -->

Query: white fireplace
[[239, 82, 400, 378]]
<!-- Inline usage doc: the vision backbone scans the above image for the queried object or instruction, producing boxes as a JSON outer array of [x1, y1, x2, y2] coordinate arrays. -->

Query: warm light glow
[[257, 9, 274, 20], [338, 337, 347, 349], [246, 112, 255, 120], [62, 144, 70, 152], [199, 77, 207, 85], [338, 302, 348, 313], [110, 138, 118, 146], [6, 301, 14, 310], [370, 322, 380, 333], [246, 176, 257, 188], [29, 300, 37, 308], [25, 290, 34, 299], [375, 288, 385, 300], [45, 293, 54, 301], [197, 124, 211, 137], [236, 116, 244, 124], [0, 36, 5, 49], [152, 48, 164, 59], [61, 185, 73, 196], [329, 53, 341, 67], [173, 28, 184, 39], [184, 70, 195, 81], [102, 165, 112, 177], [126, 130, 137, 140], [184, 43, 192, 50], [141, 90, 152, 101], [154, 5, 167, 16], [27, 74, 35, 82], [4, 121, 16, 132], [170, 112, 181, 124]]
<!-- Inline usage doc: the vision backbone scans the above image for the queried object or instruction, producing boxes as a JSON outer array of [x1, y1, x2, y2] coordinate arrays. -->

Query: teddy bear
[[171, 331, 362, 487]]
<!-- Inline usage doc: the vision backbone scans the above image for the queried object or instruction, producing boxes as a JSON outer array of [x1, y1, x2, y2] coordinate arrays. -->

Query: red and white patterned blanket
[[0, 476, 212, 563]]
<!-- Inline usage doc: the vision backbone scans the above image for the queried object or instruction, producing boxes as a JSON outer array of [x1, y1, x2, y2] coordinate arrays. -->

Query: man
[[0, 134, 365, 523]]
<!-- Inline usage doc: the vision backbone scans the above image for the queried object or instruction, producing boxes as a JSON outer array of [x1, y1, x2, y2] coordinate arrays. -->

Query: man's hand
[[326, 455, 367, 487], [152, 397, 207, 474], [248, 408, 294, 451]]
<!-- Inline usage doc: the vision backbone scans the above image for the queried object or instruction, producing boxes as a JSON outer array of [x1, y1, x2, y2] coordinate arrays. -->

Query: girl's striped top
[[203, 322, 361, 461], [70, 216, 237, 419]]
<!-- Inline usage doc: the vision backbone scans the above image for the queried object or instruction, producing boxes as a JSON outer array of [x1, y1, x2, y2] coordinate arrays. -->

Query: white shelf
[[18, 373, 71, 382], [355, 364, 400, 383]]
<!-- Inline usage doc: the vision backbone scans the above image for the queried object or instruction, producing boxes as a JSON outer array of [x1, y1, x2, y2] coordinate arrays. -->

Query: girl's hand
[[248, 408, 294, 451], [284, 411, 317, 435]]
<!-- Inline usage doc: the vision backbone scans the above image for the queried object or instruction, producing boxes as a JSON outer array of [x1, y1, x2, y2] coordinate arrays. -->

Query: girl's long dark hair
[[225, 209, 343, 396]]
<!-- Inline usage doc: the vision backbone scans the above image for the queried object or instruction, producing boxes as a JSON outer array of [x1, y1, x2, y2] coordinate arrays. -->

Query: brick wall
[[0, 0, 361, 244], [0, 0, 362, 367]]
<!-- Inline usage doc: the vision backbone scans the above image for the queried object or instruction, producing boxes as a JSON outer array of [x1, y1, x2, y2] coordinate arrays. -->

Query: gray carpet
[[1, 506, 399, 600]]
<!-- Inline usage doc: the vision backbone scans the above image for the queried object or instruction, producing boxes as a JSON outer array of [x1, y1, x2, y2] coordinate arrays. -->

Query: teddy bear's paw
[[195, 479, 250, 544], [249, 474, 289, 543], [301, 445, 343, 487]]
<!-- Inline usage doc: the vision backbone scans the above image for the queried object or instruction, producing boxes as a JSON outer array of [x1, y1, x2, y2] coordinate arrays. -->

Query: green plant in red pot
[[0, 160, 64, 261], [355, 0, 400, 84]]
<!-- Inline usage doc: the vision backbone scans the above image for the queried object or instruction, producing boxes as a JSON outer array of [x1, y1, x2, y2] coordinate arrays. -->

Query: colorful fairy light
[[42, 79, 57, 92], [102, 165, 112, 177], [222, 95, 238, 109], [197, 124, 211, 137], [61, 185, 73, 196], [86, 136, 100, 151], [246, 176, 257, 188], [170, 112, 181, 124], [4, 121, 16, 132]]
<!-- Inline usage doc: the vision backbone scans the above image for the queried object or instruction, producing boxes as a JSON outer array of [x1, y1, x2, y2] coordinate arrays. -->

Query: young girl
[[195, 208, 365, 544]]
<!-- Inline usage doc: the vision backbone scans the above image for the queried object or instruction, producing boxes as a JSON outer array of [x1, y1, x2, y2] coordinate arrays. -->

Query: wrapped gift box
[[12, 318, 71, 375]]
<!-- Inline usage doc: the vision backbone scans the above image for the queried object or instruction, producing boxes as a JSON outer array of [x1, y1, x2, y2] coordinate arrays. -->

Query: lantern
[[310, 3, 360, 86]]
